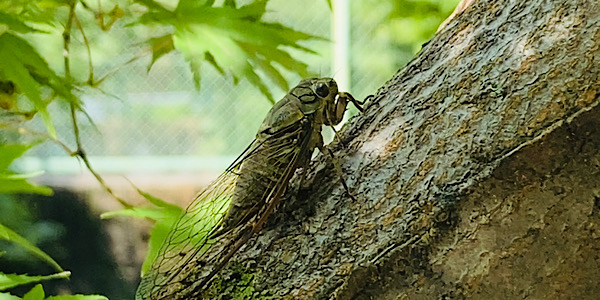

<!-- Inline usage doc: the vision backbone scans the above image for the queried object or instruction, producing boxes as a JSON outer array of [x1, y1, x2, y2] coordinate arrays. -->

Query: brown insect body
[[220, 78, 338, 232], [136, 78, 361, 299]]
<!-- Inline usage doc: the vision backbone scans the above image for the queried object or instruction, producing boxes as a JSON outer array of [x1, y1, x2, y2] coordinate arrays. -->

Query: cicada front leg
[[324, 91, 365, 127], [320, 91, 366, 201], [339, 92, 365, 113]]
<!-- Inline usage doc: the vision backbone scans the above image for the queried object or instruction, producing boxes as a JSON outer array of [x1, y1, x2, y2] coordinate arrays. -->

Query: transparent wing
[[136, 147, 248, 299], [137, 120, 314, 299]]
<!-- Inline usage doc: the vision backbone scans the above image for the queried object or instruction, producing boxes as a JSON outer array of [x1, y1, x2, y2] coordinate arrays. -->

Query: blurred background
[[2, 0, 460, 298]]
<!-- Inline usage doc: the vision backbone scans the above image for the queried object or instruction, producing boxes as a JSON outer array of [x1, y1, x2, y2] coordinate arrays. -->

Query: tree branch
[[204, 0, 600, 298]]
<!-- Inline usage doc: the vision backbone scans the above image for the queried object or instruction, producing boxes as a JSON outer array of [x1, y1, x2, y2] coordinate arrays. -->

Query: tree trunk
[[213, 0, 600, 298]]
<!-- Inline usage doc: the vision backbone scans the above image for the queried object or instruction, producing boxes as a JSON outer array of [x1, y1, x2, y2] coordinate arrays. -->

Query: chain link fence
[[23, 0, 409, 174]]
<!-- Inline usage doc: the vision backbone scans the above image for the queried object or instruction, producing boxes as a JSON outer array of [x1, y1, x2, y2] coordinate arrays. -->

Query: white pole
[[332, 0, 351, 92]]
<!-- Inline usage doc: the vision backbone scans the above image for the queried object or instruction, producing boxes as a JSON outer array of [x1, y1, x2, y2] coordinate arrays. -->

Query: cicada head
[[260, 78, 339, 134], [291, 77, 339, 115]]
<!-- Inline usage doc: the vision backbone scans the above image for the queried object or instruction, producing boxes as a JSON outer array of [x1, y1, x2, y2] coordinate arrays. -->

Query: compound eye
[[315, 82, 329, 98]]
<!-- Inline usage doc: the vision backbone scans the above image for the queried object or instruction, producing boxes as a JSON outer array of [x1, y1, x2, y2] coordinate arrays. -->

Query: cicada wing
[[136, 140, 260, 299], [186, 121, 316, 297], [137, 120, 315, 299]]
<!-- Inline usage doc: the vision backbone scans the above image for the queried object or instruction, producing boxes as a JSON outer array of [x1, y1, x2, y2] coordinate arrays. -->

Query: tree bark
[[212, 0, 600, 298]]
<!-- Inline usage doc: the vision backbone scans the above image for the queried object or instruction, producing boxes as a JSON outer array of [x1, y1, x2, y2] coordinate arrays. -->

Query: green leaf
[[0, 226, 8, 240], [0, 34, 51, 136], [244, 44, 311, 77], [0, 292, 20, 300], [103, 186, 184, 276], [0, 12, 43, 33], [23, 284, 44, 300], [174, 24, 276, 101], [101, 207, 164, 220], [0, 176, 52, 195], [0, 144, 52, 195], [389, 0, 444, 18], [189, 58, 202, 90], [0, 33, 75, 137], [140, 212, 179, 275], [224, 0, 236, 8], [134, 0, 175, 13], [0, 271, 70, 291], [137, 0, 319, 101], [0, 224, 63, 272], [203, 52, 224, 75], [252, 55, 289, 92], [149, 34, 175, 70], [101, 185, 183, 275], [0, 144, 30, 171], [0, 1, 64, 25], [101, 184, 182, 221], [1, 171, 45, 179], [137, 186, 183, 211]]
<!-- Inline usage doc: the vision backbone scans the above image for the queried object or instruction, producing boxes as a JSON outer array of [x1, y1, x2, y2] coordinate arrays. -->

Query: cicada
[[136, 78, 363, 299]]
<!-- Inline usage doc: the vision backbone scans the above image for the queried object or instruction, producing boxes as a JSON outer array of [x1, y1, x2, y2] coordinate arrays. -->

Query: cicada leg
[[319, 91, 366, 200], [324, 92, 365, 127], [317, 143, 358, 201], [338, 92, 365, 113]]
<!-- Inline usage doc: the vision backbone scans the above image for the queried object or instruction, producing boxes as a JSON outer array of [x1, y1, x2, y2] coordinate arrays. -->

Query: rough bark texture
[[213, 0, 600, 298]]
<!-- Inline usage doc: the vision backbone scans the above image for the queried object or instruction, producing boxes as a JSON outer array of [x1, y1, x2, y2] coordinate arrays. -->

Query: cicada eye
[[315, 82, 329, 98]]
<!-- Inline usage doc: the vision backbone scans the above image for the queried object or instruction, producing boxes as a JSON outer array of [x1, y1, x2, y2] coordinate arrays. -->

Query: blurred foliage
[[0, 282, 109, 300], [0, 16, 75, 137], [1, 190, 132, 298], [386, 0, 460, 48], [0, 223, 62, 273], [0, 143, 66, 296], [137, 0, 318, 102], [101, 185, 184, 277], [0, 144, 51, 195], [1, 273, 69, 291]]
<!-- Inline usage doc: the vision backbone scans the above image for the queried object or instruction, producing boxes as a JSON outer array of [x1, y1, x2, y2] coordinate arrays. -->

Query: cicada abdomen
[[136, 78, 362, 299]]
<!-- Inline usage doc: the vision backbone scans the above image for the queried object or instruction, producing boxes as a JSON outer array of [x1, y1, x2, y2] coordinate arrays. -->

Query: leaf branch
[[62, 1, 133, 208], [73, 11, 95, 85]]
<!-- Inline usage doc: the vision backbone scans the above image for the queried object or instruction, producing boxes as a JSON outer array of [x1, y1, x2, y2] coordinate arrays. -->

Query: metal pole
[[332, 0, 351, 92]]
